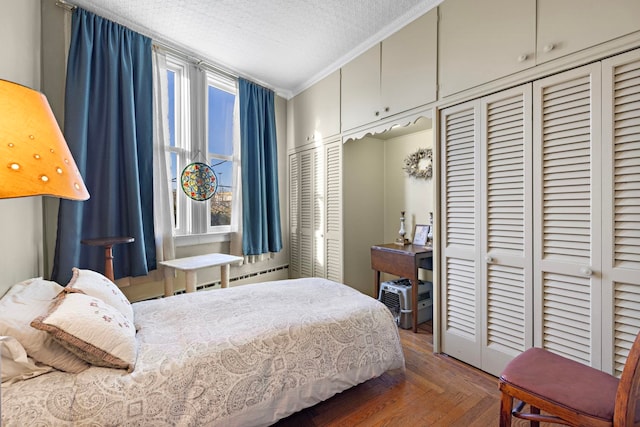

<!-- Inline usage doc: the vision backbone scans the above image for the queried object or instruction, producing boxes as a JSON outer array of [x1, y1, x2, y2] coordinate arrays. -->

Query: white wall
[[0, 0, 44, 296]]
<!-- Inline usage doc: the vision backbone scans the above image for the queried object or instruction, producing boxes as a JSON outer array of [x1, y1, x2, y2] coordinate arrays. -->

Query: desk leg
[[163, 267, 175, 297], [374, 270, 381, 299], [185, 271, 197, 293], [221, 264, 230, 288], [410, 272, 419, 333]]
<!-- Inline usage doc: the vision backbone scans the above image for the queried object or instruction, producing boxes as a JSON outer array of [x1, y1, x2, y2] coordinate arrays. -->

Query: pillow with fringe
[[31, 290, 137, 372]]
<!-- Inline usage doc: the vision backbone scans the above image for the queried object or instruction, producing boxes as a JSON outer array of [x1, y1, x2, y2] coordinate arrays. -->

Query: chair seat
[[500, 348, 620, 421]]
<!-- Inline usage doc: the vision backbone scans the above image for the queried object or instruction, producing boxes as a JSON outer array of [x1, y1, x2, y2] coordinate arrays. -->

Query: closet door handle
[[580, 267, 593, 277], [485, 255, 493, 264]]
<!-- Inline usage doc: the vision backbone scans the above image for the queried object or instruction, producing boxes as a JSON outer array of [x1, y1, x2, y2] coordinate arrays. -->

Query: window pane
[[210, 159, 232, 227], [207, 85, 234, 156], [167, 70, 176, 147]]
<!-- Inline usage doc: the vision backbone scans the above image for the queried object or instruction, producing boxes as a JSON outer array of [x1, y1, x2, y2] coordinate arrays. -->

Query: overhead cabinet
[[439, 49, 640, 377], [537, 0, 640, 64], [439, 0, 640, 97], [438, 0, 536, 98], [290, 70, 340, 148], [341, 9, 437, 131]]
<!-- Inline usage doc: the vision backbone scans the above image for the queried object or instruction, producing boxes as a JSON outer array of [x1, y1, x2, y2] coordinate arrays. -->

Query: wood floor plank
[[273, 322, 550, 426]]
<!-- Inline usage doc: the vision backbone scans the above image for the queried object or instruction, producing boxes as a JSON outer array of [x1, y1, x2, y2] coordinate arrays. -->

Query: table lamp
[[0, 79, 89, 200]]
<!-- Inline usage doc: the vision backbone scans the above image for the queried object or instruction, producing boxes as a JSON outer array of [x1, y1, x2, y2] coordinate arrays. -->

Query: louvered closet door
[[480, 85, 533, 376], [533, 63, 603, 368], [602, 50, 640, 376], [440, 101, 483, 367], [289, 153, 301, 278], [324, 141, 343, 282], [299, 149, 317, 278]]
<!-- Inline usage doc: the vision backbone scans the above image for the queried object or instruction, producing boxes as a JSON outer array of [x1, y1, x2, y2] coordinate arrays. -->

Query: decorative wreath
[[403, 148, 433, 179], [181, 162, 218, 201]]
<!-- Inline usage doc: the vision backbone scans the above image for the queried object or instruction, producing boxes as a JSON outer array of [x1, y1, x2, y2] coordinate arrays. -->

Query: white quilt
[[1, 278, 405, 426]]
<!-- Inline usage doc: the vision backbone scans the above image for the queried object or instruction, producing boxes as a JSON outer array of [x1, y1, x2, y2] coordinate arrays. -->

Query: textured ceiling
[[67, 0, 442, 98]]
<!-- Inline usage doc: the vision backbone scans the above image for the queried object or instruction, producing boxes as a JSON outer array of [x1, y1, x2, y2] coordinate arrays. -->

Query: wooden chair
[[499, 330, 640, 427]]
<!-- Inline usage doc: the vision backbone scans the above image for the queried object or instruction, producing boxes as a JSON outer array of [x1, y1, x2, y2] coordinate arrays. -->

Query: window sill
[[174, 232, 231, 247]]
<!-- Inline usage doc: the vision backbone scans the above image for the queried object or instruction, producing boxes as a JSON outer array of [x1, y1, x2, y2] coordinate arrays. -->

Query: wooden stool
[[81, 236, 134, 281]]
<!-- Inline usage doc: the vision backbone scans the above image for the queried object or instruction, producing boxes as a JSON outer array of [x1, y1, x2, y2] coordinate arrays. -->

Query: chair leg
[[499, 392, 513, 427], [530, 405, 540, 427]]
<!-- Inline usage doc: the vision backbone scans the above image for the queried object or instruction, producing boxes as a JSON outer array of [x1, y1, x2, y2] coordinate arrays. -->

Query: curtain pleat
[[238, 79, 282, 256], [52, 8, 155, 284]]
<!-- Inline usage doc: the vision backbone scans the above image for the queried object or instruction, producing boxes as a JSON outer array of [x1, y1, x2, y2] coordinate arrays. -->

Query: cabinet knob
[[517, 54, 528, 62], [485, 255, 493, 263], [543, 44, 555, 53], [384, 107, 390, 112], [580, 267, 593, 276], [375, 111, 380, 117]]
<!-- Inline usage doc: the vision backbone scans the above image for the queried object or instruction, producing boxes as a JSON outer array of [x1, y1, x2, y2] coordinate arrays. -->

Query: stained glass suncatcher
[[181, 162, 218, 201]]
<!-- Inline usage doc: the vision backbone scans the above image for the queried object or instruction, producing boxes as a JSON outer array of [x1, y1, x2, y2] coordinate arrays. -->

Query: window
[[165, 56, 238, 237]]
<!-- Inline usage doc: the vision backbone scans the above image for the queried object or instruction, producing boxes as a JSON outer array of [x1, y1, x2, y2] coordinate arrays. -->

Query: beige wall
[[0, 0, 44, 296]]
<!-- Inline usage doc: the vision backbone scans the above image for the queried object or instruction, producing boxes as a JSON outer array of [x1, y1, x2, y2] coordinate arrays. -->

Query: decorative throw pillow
[[31, 291, 137, 372], [0, 278, 89, 373], [67, 268, 134, 325], [1, 335, 53, 385]]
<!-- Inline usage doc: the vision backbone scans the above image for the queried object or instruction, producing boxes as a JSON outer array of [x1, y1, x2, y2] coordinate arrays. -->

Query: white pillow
[[31, 291, 137, 372], [0, 278, 89, 373], [1, 335, 53, 385], [68, 268, 134, 325]]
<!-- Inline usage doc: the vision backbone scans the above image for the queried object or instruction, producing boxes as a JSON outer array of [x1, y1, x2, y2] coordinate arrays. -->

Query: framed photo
[[413, 224, 430, 246]]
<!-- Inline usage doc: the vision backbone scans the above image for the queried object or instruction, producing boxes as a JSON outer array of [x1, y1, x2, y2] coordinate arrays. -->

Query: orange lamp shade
[[0, 79, 89, 200]]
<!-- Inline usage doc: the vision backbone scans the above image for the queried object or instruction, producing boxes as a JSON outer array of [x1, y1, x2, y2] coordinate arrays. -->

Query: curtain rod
[[55, 0, 76, 12]]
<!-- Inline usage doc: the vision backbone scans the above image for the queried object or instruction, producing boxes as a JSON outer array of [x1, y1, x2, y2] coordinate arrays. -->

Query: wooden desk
[[371, 243, 433, 333], [81, 236, 135, 282], [159, 253, 243, 296]]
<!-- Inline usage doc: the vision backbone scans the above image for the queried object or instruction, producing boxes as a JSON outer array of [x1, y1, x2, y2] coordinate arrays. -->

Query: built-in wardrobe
[[440, 48, 640, 377]]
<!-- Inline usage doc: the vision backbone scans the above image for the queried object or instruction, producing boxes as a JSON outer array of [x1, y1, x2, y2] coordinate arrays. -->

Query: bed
[[0, 271, 405, 426]]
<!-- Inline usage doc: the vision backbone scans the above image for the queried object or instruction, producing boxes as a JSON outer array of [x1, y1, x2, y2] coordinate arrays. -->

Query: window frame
[[165, 54, 238, 239]]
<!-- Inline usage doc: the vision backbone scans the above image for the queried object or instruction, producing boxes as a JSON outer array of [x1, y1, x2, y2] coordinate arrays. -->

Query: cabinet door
[[440, 86, 533, 376], [324, 141, 343, 282], [601, 49, 640, 376], [438, 0, 535, 97], [292, 70, 340, 146], [533, 63, 603, 368], [479, 85, 533, 376], [341, 45, 381, 131], [440, 100, 482, 367], [381, 9, 437, 118], [289, 142, 343, 282], [537, 0, 640, 64], [289, 153, 301, 278]]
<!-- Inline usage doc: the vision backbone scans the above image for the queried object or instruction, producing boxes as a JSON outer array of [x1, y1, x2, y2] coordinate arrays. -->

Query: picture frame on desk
[[413, 224, 430, 246]]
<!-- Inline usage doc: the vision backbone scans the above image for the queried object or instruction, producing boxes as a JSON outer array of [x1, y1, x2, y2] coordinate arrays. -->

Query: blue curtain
[[52, 9, 155, 284], [238, 79, 283, 255]]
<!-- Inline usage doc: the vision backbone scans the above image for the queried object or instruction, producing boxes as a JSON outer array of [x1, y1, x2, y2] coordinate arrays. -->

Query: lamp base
[[394, 237, 410, 246]]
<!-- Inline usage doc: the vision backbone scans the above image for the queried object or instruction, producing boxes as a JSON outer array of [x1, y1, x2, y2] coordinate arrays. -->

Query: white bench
[[159, 253, 243, 296]]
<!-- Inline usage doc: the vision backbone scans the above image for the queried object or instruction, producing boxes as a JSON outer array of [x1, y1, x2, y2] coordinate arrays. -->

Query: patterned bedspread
[[1, 278, 405, 426]]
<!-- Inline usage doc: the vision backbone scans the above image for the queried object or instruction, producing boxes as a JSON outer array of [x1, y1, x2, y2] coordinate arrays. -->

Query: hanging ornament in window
[[181, 162, 218, 201], [402, 148, 433, 179]]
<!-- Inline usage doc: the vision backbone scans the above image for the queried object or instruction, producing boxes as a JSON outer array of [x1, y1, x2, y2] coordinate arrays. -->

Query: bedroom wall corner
[[0, 0, 44, 296]]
